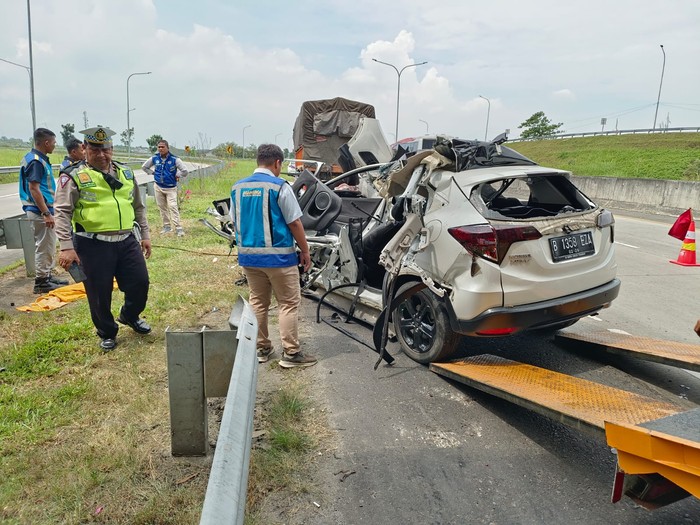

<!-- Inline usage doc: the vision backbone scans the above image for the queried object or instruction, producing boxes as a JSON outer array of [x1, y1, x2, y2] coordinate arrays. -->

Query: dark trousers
[[74, 234, 150, 339]]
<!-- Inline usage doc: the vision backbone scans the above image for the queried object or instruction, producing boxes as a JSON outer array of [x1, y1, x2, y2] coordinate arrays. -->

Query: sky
[[1, 0, 700, 150]]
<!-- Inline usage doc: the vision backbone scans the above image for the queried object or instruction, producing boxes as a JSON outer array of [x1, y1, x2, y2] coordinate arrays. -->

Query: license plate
[[549, 231, 595, 262]]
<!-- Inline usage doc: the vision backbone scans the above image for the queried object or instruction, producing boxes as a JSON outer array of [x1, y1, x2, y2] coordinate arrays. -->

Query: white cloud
[[1, 0, 699, 146], [552, 89, 576, 101]]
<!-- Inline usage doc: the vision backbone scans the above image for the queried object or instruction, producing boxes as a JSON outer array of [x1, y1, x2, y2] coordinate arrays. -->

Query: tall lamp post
[[652, 44, 666, 131], [419, 119, 429, 134], [242, 125, 251, 158], [372, 58, 427, 142], [126, 71, 151, 159], [26, 0, 37, 132], [274, 133, 282, 144], [478, 95, 491, 141], [0, 57, 33, 133]]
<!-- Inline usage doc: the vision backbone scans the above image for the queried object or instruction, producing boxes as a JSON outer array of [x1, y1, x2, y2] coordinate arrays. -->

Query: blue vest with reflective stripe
[[231, 173, 297, 267], [19, 150, 55, 211], [152, 152, 179, 188]]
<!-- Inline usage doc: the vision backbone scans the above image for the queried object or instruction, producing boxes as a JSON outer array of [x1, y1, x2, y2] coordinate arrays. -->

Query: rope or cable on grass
[[150, 244, 238, 257]]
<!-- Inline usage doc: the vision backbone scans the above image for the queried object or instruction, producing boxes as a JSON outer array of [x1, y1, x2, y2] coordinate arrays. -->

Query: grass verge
[[245, 372, 329, 525], [0, 159, 323, 524], [509, 132, 700, 180]]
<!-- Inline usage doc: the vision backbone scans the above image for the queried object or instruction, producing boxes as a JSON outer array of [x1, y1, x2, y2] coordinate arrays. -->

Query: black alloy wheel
[[392, 282, 459, 364]]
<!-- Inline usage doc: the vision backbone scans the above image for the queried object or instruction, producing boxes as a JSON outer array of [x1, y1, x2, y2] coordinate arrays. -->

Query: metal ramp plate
[[555, 330, 700, 372], [430, 354, 683, 437]]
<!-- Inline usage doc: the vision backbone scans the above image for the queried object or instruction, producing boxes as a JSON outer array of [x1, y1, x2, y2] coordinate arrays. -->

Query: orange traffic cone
[[670, 220, 700, 266]]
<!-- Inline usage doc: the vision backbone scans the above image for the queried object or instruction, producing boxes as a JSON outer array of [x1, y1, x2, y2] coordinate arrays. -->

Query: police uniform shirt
[[54, 162, 151, 251]]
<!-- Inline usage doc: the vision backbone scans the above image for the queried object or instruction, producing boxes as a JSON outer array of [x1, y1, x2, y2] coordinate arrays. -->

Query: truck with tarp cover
[[291, 97, 376, 180]]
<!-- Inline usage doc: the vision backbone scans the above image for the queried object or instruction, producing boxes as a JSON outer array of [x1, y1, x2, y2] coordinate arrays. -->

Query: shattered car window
[[470, 175, 596, 220]]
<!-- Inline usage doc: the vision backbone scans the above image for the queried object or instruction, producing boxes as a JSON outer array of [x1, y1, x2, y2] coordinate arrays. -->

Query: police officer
[[54, 126, 152, 351]]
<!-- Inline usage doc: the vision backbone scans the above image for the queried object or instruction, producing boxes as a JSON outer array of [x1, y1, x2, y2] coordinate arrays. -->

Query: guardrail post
[[203, 330, 237, 397], [165, 296, 247, 457], [166, 330, 208, 456], [2, 214, 36, 276]]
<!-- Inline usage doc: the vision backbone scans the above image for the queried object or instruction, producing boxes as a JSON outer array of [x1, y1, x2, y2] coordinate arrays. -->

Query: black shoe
[[33, 277, 62, 294], [48, 274, 69, 286], [117, 314, 152, 334], [100, 338, 117, 352]]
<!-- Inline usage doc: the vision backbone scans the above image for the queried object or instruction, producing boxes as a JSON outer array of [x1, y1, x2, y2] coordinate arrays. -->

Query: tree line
[[43, 112, 563, 158]]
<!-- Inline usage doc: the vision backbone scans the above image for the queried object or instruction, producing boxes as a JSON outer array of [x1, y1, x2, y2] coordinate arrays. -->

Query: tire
[[391, 282, 460, 364]]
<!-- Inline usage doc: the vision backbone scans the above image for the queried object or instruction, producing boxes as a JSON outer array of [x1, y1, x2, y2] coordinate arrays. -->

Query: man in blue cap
[[54, 126, 152, 351]]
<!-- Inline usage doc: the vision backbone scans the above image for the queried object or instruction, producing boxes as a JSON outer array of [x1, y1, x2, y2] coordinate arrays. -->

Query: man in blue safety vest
[[19, 127, 69, 293], [141, 139, 188, 236], [230, 144, 317, 368]]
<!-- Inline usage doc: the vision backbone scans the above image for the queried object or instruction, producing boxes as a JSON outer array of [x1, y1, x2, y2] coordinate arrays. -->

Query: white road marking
[[614, 241, 639, 249]]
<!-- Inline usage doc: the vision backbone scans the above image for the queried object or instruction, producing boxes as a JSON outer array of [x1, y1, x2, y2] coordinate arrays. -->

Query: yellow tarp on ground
[[16, 281, 117, 312]]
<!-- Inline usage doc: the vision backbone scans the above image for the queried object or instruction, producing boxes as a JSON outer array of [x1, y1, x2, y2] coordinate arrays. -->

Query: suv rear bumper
[[447, 278, 621, 336]]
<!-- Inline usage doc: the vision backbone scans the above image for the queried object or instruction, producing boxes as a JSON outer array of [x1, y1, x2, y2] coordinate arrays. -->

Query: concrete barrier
[[571, 176, 700, 216]]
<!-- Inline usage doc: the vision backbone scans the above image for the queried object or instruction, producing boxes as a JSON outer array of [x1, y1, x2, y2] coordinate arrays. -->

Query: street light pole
[[242, 125, 251, 158], [478, 95, 491, 141], [419, 119, 429, 134], [26, 0, 36, 132], [652, 44, 666, 131], [0, 57, 33, 134], [274, 133, 282, 144], [372, 58, 427, 142], [126, 71, 151, 159]]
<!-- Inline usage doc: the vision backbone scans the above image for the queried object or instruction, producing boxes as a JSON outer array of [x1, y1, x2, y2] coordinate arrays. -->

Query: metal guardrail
[[200, 298, 258, 525], [0, 157, 173, 176], [0, 160, 226, 259], [165, 296, 258, 524], [165, 296, 259, 525], [510, 126, 700, 142], [0, 164, 61, 175]]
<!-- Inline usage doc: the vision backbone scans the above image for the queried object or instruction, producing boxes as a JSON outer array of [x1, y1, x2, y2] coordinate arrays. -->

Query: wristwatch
[[41, 211, 51, 217]]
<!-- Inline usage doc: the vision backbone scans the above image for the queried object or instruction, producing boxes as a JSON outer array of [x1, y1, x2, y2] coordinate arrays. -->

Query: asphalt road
[[293, 212, 700, 524]]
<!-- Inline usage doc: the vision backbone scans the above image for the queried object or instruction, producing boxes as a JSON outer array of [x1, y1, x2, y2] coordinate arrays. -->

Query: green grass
[[0, 159, 325, 524], [4, 133, 700, 184], [245, 382, 320, 524], [0, 161, 242, 520], [508, 132, 700, 180]]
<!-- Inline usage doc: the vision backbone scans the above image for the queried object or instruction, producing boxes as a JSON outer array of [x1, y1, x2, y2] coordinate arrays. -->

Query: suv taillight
[[448, 224, 542, 264]]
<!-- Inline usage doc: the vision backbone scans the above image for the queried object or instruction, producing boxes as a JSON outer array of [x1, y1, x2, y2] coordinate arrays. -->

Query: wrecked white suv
[[290, 125, 619, 364], [205, 123, 620, 364]]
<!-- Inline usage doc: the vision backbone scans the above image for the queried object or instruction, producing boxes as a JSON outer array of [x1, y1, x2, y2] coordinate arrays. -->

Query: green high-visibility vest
[[69, 163, 136, 233]]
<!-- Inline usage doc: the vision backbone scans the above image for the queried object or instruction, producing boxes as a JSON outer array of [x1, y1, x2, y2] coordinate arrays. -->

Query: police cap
[[80, 126, 116, 148]]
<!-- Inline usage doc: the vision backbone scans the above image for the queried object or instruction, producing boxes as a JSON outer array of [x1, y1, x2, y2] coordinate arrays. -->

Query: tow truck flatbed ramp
[[429, 354, 683, 436], [430, 354, 700, 505], [555, 329, 700, 372]]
